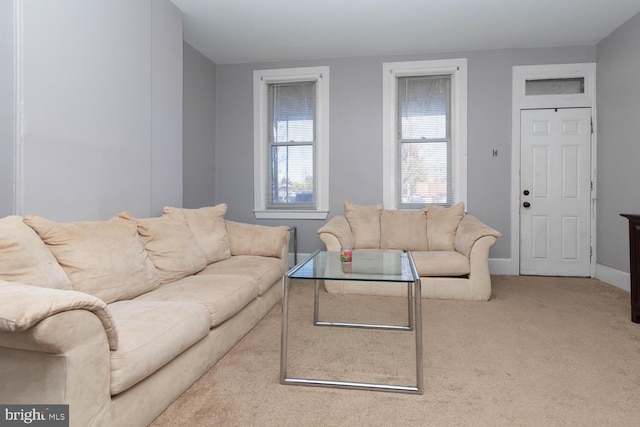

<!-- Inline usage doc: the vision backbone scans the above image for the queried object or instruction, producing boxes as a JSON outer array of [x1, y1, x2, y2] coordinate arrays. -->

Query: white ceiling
[[170, 0, 640, 65]]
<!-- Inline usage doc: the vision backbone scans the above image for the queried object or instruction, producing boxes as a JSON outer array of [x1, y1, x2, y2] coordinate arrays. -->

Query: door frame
[[510, 63, 597, 276]]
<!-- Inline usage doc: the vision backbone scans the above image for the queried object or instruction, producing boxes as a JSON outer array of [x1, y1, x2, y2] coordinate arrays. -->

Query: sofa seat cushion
[[196, 255, 285, 296], [134, 275, 259, 327], [107, 300, 210, 396], [411, 251, 470, 277]]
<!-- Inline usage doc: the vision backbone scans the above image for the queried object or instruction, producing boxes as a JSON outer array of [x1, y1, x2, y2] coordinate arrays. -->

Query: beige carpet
[[151, 276, 640, 426]]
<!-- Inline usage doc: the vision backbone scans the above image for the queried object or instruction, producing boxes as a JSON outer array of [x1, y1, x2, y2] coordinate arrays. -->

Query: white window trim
[[382, 59, 467, 209], [253, 66, 330, 220]]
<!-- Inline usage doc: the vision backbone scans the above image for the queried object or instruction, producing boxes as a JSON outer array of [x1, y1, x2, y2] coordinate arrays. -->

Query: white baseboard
[[487, 259, 631, 293], [595, 263, 630, 292], [489, 258, 517, 275], [291, 255, 629, 293]]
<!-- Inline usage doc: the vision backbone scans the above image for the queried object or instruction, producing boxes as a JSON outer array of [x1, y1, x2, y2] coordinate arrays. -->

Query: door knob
[[523, 202, 531, 208], [523, 190, 530, 195]]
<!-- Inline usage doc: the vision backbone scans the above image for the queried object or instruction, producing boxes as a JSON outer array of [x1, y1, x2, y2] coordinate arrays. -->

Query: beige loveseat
[[0, 204, 289, 427], [317, 201, 501, 301]]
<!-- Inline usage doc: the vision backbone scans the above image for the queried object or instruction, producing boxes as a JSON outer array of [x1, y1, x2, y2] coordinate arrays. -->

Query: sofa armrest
[[0, 282, 115, 425], [0, 309, 112, 425], [317, 215, 354, 251], [0, 280, 118, 350], [454, 215, 502, 257], [225, 220, 290, 259]]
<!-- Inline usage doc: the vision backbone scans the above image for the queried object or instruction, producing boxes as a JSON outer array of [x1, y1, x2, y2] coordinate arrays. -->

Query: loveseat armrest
[[454, 215, 502, 257], [0, 280, 118, 350], [317, 215, 354, 251], [225, 220, 290, 260]]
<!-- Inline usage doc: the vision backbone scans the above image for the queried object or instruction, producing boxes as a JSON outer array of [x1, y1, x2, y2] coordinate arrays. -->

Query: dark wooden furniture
[[621, 214, 640, 323]]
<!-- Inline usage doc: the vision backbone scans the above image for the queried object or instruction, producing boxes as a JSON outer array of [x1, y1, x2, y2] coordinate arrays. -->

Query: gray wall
[[0, 0, 14, 217], [1, 0, 182, 221], [213, 46, 596, 256], [151, 0, 184, 213], [183, 42, 217, 208], [596, 11, 640, 272]]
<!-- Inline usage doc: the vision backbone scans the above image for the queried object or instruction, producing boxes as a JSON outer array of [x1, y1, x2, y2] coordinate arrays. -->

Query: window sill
[[254, 210, 329, 220]]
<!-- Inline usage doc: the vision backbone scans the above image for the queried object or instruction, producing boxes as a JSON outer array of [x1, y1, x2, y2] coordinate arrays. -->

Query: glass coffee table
[[280, 250, 423, 394]]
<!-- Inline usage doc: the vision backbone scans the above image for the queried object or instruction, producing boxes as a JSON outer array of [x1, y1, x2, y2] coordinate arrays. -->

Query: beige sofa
[[317, 201, 501, 301], [0, 204, 289, 427]]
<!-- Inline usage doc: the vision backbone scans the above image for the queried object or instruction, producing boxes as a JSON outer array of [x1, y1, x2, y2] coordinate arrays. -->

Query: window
[[382, 59, 467, 209], [253, 67, 329, 219], [525, 77, 585, 95]]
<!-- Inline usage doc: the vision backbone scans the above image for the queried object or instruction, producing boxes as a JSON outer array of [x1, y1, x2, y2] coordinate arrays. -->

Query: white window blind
[[267, 81, 316, 207], [396, 75, 452, 207]]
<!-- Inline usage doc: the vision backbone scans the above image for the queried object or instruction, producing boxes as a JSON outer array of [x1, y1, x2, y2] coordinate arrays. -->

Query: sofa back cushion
[[424, 202, 465, 250], [0, 216, 72, 290], [380, 210, 428, 250], [344, 201, 383, 249], [163, 204, 231, 264], [23, 215, 160, 303], [225, 221, 289, 258], [129, 213, 207, 285]]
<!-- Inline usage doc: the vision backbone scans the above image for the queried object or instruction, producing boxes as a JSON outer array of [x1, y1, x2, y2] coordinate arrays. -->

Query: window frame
[[382, 59, 467, 209], [253, 66, 330, 220]]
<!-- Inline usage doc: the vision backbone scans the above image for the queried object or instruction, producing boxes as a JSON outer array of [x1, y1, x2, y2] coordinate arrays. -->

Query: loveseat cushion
[[380, 210, 428, 250], [128, 213, 207, 285], [24, 215, 160, 303], [344, 201, 383, 249], [0, 216, 72, 289], [107, 300, 210, 396], [133, 275, 259, 328], [424, 202, 465, 251], [411, 250, 470, 277], [196, 255, 285, 296], [163, 204, 231, 264]]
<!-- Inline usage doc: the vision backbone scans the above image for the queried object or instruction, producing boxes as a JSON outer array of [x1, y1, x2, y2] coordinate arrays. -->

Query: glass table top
[[287, 250, 418, 282]]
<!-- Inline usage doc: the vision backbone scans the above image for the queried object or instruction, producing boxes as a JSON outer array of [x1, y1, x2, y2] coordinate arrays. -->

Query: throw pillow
[[163, 204, 231, 264], [424, 202, 465, 251], [225, 221, 289, 258], [130, 213, 207, 285], [380, 210, 428, 250], [23, 214, 160, 303], [0, 216, 72, 290], [344, 201, 383, 249]]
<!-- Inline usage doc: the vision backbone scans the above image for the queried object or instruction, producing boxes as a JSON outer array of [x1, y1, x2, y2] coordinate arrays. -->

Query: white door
[[520, 108, 592, 276]]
